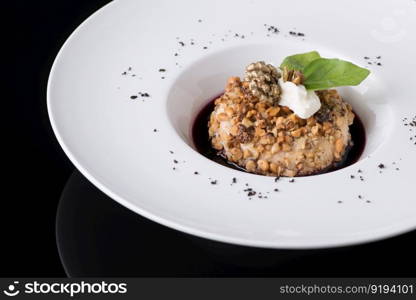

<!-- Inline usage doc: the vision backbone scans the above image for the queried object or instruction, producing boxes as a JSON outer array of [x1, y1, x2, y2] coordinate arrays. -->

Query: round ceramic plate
[[48, 0, 416, 249]]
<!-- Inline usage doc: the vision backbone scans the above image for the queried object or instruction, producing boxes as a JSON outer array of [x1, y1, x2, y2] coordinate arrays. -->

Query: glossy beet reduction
[[191, 94, 366, 176]]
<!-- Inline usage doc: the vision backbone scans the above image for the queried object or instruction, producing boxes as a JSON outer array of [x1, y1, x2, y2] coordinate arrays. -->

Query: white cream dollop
[[278, 78, 321, 119]]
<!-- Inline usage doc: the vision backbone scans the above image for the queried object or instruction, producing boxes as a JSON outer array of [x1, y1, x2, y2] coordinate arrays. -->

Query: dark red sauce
[[192, 94, 366, 176]]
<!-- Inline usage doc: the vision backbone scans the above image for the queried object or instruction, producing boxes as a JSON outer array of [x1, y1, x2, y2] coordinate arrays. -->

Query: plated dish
[[203, 52, 369, 177], [48, 0, 416, 248]]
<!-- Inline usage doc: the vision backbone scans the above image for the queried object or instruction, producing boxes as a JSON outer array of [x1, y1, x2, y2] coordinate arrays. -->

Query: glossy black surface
[[57, 171, 416, 277], [5, 0, 112, 276]]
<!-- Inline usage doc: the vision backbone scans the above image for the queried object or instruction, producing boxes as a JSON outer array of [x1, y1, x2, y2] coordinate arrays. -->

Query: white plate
[[48, 0, 416, 249]]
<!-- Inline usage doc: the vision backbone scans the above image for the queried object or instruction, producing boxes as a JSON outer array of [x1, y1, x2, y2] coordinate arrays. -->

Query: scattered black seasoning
[[210, 180, 217, 185], [378, 163, 385, 169], [350, 175, 355, 179], [174, 53, 178, 56], [358, 195, 362, 199], [153, 129, 158, 132], [161, 77, 165, 79], [360, 176, 364, 181], [274, 176, 280, 182], [173, 160, 178, 164], [121, 71, 127, 75], [194, 171, 199, 175], [190, 41, 195, 45], [130, 95, 138, 100], [358, 169, 363, 173], [364, 56, 383, 66], [179, 41, 185, 46], [247, 191, 256, 197], [288, 30, 305, 37], [139, 92, 150, 97], [396, 168, 400, 171], [159, 68, 166, 72], [366, 200, 371, 203], [173, 167, 176, 170], [289, 179, 295, 183], [232, 177, 237, 184], [244, 188, 253, 192], [337, 201, 343, 204], [266, 25, 279, 33], [203, 46, 208, 50], [245, 183, 249, 187], [198, 19, 202, 23], [128, 67, 132, 71], [169, 150, 174, 154], [274, 188, 279, 192]]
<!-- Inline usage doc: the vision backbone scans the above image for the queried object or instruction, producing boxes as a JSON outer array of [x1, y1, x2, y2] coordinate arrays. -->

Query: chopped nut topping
[[208, 76, 354, 177], [282, 66, 304, 85]]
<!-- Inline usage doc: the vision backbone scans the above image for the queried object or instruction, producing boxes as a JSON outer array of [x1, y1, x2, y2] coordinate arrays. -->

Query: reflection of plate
[[48, 0, 416, 248]]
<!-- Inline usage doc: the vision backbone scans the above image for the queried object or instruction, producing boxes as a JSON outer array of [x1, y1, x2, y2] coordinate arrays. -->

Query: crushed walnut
[[208, 77, 354, 177]]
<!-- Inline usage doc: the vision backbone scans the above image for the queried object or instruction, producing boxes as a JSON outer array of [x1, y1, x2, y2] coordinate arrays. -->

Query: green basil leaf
[[303, 58, 370, 90], [280, 51, 321, 72]]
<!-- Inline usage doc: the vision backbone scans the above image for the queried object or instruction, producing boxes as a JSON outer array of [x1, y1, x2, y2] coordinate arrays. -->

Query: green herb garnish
[[280, 51, 370, 91], [280, 51, 321, 72]]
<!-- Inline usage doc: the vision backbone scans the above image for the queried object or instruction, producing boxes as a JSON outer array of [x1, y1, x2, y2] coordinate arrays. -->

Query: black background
[[6, 0, 111, 277], [5, 1, 416, 278]]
